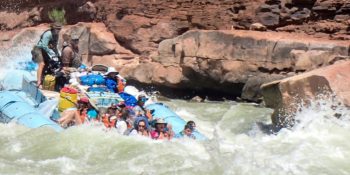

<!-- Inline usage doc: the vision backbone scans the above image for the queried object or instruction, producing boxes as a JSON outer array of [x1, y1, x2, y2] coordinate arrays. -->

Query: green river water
[[0, 99, 349, 175]]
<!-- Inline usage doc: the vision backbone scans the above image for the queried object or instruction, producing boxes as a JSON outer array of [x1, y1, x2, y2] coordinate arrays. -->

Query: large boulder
[[261, 60, 350, 127], [89, 23, 120, 55], [0, 8, 41, 30], [155, 30, 349, 100]]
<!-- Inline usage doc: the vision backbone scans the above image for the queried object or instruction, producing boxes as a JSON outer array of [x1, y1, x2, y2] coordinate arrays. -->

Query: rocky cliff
[[0, 0, 349, 100]]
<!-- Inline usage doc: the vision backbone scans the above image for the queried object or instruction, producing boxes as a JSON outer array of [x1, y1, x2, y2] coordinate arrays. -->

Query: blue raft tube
[[146, 103, 207, 140], [0, 91, 63, 132]]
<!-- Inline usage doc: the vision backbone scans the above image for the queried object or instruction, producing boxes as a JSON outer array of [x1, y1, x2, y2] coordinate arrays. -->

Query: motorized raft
[[0, 61, 206, 140]]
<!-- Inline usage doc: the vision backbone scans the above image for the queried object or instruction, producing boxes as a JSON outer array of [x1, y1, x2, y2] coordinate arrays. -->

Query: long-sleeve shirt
[[36, 30, 58, 59]]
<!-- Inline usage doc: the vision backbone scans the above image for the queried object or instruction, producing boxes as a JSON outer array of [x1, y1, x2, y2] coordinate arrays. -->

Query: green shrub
[[48, 8, 66, 25]]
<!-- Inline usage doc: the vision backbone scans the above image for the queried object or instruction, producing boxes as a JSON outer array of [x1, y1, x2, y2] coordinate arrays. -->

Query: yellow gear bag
[[58, 87, 78, 112], [43, 74, 55, 91]]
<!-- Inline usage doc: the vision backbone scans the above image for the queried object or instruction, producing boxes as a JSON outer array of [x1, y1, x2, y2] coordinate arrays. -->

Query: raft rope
[[0, 101, 20, 122]]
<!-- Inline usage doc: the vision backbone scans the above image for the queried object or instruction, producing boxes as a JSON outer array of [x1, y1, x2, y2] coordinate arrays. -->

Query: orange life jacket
[[117, 79, 125, 93], [80, 113, 87, 123], [102, 115, 117, 128]]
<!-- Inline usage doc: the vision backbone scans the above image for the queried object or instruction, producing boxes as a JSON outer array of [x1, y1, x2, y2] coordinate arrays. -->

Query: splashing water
[[0, 97, 349, 175], [0, 28, 349, 175], [0, 28, 43, 89]]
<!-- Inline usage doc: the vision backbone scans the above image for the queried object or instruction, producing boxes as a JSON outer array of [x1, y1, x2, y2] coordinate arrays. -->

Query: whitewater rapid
[[0, 98, 349, 175], [0, 33, 349, 175]]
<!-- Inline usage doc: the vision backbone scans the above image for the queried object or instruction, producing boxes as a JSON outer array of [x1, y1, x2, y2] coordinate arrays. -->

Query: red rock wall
[[0, 0, 349, 101], [2, 0, 348, 52]]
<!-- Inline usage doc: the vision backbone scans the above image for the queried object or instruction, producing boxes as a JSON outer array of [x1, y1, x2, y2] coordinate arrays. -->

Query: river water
[[1, 29, 350, 175], [0, 97, 349, 175]]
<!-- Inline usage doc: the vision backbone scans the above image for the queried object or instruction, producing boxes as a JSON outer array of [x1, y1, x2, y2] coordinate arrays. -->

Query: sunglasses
[[140, 97, 148, 102]]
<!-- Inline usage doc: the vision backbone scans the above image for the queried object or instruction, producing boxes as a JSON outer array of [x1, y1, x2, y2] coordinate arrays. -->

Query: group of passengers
[[58, 93, 197, 140]]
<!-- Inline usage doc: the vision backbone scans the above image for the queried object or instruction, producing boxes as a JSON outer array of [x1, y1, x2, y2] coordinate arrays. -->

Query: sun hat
[[88, 98, 99, 111], [137, 94, 148, 102], [109, 115, 118, 121], [155, 118, 167, 124], [50, 22, 62, 29], [104, 67, 119, 76]]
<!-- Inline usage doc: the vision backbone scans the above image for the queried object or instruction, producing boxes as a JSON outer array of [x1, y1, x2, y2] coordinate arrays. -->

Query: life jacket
[[117, 78, 125, 93], [80, 113, 87, 123], [102, 115, 117, 128], [150, 130, 161, 140], [105, 77, 125, 93]]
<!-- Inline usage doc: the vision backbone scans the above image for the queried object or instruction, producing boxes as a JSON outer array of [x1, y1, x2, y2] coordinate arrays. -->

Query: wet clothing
[[115, 119, 127, 135], [150, 130, 168, 140], [32, 29, 62, 90], [175, 131, 196, 139]]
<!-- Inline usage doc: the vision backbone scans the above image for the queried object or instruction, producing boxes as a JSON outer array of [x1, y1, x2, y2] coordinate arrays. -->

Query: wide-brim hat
[[50, 22, 63, 29], [88, 98, 99, 111], [104, 67, 119, 76], [109, 115, 118, 121], [155, 118, 167, 124], [137, 94, 148, 102]]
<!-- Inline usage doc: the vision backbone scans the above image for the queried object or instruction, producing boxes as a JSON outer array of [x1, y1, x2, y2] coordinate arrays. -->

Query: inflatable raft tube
[[0, 91, 63, 132], [146, 103, 206, 140]]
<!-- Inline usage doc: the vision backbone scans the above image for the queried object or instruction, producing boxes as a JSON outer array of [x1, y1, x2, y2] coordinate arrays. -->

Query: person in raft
[[58, 96, 99, 128], [186, 120, 197, 131], [150, 118, 170, 140], [102, 104, 118, 128], [58, 97, 86, 127], [31, 22, 62, 89], [129, 117, 150, 137], [175, 124, 196, 139], [56, 35, 82, 90], [133, 94, 153, 121]]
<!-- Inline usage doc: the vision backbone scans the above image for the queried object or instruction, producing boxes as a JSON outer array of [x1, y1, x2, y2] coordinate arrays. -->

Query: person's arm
[[145, 110, 153, 120], [36, 62, 45, 87], [39, 32, 57, 58], [74, 110, 83, 125]]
